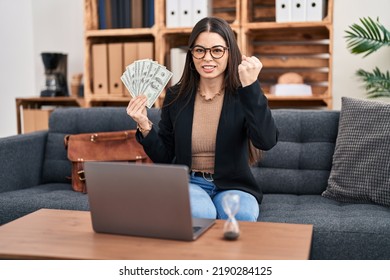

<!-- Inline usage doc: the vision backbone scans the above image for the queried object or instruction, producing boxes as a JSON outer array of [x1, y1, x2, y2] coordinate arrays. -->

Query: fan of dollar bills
[[121, 59, 173, 108]]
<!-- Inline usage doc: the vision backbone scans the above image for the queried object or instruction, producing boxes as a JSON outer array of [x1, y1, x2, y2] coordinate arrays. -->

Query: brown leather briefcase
[[64, 130, 152, 193]]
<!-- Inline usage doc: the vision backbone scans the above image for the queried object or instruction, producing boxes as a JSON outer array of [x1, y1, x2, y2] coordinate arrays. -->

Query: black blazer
[[138, 81, 279, 203]]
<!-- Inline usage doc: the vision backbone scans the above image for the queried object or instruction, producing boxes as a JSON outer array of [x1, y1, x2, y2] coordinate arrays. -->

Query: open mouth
[[202, 65, 216, 72]]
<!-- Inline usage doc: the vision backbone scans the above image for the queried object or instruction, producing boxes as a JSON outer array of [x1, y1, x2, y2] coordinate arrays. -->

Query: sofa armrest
[[0, 131, 47, 193]]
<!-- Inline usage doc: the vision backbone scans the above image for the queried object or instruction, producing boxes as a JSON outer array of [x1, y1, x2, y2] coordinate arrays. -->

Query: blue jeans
[[189, 173, 259, 222]]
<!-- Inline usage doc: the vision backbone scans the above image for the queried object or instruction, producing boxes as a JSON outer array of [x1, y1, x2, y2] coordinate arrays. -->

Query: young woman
[[126, 17, 279, 222]]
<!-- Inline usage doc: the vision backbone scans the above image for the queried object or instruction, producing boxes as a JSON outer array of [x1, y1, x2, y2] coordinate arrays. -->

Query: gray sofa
[[1, 107, 389, 260]]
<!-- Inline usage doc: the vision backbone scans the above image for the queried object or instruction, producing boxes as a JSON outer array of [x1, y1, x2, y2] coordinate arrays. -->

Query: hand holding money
[[126, 95, 150, 131], [121, 59, 173, 108]]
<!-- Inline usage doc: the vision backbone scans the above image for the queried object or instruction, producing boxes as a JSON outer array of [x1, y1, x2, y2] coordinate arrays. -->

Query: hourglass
[[222, 193, 240, 240]]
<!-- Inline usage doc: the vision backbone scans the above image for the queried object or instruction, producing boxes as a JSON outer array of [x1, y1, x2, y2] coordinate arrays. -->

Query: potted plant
[[345, 17, 390, 98]]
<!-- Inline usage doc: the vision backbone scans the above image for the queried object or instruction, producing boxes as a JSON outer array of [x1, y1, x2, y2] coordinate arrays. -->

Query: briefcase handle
[[64, 130, 135, 148], [89, 131, 133, 142]]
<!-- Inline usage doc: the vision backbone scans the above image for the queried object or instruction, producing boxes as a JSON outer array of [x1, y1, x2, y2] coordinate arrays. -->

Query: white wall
[[333, 0, 390, 109], [0, 0, 35, 137], [0, 0, 83, 137], [31, 0, 84, 97], [0, 0, 389, 137]]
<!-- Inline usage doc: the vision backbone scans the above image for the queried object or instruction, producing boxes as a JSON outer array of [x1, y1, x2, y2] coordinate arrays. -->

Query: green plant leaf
[[356, 67, 390, 98], [345, 17, 390, 57], [345, 17, 390, 98]]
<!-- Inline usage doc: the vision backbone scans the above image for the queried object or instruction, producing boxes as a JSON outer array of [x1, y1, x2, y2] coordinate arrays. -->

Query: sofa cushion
[[0, 183, 89, 225], [254, 109, 339, 195], [260, 194, 390, 259], [322, 97, 390, 207]]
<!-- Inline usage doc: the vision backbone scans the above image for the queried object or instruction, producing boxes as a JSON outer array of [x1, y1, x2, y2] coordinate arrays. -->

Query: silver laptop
[[84, 161, 215, 241]]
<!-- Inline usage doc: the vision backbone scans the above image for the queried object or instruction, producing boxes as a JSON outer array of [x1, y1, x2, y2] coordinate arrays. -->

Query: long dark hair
[[177, 17, 242, 99], [171, 17, 262, 165]]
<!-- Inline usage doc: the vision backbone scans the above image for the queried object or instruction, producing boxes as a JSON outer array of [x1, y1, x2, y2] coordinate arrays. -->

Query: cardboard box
[[23, 109, 53, 133]]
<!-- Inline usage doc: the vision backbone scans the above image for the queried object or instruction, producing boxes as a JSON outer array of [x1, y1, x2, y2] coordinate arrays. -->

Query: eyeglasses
[[190, 45, 229, 60]]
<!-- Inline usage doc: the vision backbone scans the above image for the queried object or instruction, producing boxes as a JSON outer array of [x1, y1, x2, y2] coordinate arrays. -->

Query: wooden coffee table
[[0, 209, 313, 260]]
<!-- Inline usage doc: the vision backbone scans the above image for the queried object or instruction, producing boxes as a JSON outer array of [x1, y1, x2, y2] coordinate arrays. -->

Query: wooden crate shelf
[[83, 0, 333, 109]]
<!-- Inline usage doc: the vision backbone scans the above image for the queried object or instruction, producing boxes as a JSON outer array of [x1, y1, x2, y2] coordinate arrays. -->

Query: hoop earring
[[190, 61, 196, 71]]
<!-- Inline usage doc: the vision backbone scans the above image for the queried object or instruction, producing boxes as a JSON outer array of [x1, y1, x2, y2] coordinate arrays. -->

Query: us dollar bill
[[121, 59, 173, 108], [143, 65, 173, 108]]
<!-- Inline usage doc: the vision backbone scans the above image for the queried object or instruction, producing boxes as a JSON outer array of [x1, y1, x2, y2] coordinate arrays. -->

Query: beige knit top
[[191, 91, 225, 174]]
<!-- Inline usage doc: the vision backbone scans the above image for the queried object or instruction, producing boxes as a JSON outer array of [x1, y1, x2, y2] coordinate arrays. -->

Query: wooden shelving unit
[[83, 0, 333, 108]]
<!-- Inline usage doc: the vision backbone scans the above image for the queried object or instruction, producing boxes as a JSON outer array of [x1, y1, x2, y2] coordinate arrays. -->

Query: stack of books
[[98, 0, 154, 29]]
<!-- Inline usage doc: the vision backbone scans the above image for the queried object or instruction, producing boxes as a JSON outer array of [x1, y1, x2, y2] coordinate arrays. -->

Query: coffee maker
[[40, 52, 69, 97]]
